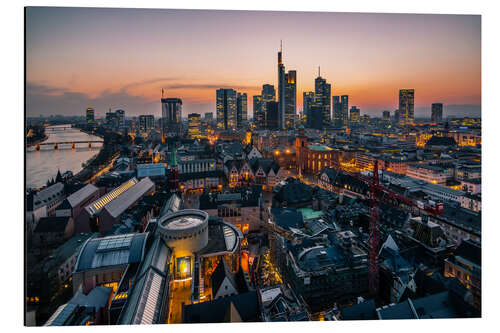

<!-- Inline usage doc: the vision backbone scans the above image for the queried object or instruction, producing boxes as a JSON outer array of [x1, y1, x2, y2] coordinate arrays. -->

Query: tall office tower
[[261, 84, 276, 120], [161, 92, 183, 140], [116, 109, 125, 127], [284, 70, 297, 129], [332, 96, 342, 127], [382, 110, 391, 123], [431, 103, 443, 123], [204, 112, 214, 123], [394, 109, 400, 124], [350, 106, 360, 124], [216, 88, 237, 130], [86, 107, 95, 124], [105, 111, 119, 127], [253, 95, 264, 128], [139, 115, 155, 132], [309, 105, 324, 130], [340, 95, 349, 127], [398, 89, 415, 126], [278, 42, 286, 129], [314, 70, 331, 127], [303, 92, 314, 127], [361, 114, 370, 124], [188, 113, 202, 139], [236, 92, 248, 128], [265, 101, 279, 129]]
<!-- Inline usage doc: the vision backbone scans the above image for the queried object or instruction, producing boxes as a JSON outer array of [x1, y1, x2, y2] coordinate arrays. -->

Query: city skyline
[[26, 7, 481, 118]]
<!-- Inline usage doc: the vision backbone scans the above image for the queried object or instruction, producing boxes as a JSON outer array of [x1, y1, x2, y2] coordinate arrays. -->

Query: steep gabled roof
[[211, 258, 238, 297]]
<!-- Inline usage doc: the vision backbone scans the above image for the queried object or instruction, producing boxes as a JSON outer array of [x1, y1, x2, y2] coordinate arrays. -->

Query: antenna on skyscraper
[[318, 66, 321, 77], [162, 88, 164, 98], [280, 40, 282, 52]]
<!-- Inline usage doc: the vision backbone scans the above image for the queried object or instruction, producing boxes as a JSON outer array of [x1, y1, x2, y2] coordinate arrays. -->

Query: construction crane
[[344, 160, 444, 296]]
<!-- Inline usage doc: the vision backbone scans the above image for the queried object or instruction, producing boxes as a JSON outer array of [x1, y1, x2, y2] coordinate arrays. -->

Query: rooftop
[[66, 184, 99, 208], [307, 144, 333, 151], [75, 232, 148, 272]]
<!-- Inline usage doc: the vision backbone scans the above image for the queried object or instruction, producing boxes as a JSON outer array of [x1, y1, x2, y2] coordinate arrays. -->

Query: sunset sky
[[26, 7, 481, 119]]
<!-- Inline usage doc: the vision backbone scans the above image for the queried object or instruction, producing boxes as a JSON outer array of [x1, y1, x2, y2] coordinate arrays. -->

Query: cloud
[[26, 82, 69, 95], [119, 77, 180, 93]]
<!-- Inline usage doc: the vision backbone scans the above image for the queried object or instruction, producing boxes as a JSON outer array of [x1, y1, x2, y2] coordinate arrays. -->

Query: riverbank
[[26, 134, 48, 147], [26, 125, 105, 189]]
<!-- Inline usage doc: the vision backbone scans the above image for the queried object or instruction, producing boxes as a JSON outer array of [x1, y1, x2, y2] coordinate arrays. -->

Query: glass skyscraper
[[161, 96, 182, 140], [398, 89, 415, 126], [431, 103, 443, 123], [314, 74, 331, 127], [341, 95, 349, 127], [277, 43, 296, 129], [236, 92, 248, 128], [216, 88, 237, 130]]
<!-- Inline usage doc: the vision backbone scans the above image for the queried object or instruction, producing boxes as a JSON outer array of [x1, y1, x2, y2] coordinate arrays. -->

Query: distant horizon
[[26, 7, 481, 119]]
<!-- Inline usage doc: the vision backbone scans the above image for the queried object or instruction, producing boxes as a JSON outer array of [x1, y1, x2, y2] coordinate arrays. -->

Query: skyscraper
[[341, 95, 349, 127], [216, 88, 237, 130], [303, 92, 314, 127], [253, 95, 263, 128], [278, 42, 286, 129], [332, 96, 342, 127], [188, 113, 202, 139], [431, 103, 443, 123], [86, 107, 94, 124], [382, 110, 391, 123], [139, 115, 155, 132], [204, 112, 213, 123], [116, 109, 125, 127], [350, 106, 360, 125], [284, 70, 297, 129], [314, 70, 331, 127], [105, 111, 119, 128], [236, 92, 248, 128], [277, 42, 296, 129], [161, 91, 183, 140], [265, 101, 279, 129], [398, 89, 415, 126]]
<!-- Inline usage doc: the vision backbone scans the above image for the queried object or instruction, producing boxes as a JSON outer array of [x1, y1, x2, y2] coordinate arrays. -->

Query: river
[[26, 125, 103, 189]]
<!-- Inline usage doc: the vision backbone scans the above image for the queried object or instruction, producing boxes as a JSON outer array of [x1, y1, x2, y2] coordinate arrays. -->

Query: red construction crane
[[344, 160, 444, 296]]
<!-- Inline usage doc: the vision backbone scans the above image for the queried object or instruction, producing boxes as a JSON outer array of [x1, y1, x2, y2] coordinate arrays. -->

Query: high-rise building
[[139, 115, 155, 133], [360, 114, 370, 124], [398, 89, 415, 126], [340, 95, 349, 127], [216, 88, 237, 130], [332, 96, 342, 127], [350, 106, 360, 124], [284, 70, 297, 129], [262, 84, 275, 126], [303, 92, 314, 127], [86, 108, 95, 124], [278, 43, 286, 129], [314, 71, 331, 127], [309, 105, 324, 130], [394, 109, 400, 124], [204, 112, 213, 123], [188, 113, 202, 139], [253, 95, 263, 128], [161, 93, 183, 140], [236, 92, 248, 128], [277, 43, 296, 129], [116, 109, 125, 127], [431, 103, 443, 123], [265, 101, 279, 129], [382, 110, 391, 123], [105, 111, 119, 128]]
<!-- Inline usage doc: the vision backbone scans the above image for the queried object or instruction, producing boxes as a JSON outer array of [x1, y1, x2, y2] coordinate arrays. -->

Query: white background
[[1, 0, 498, 332]]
